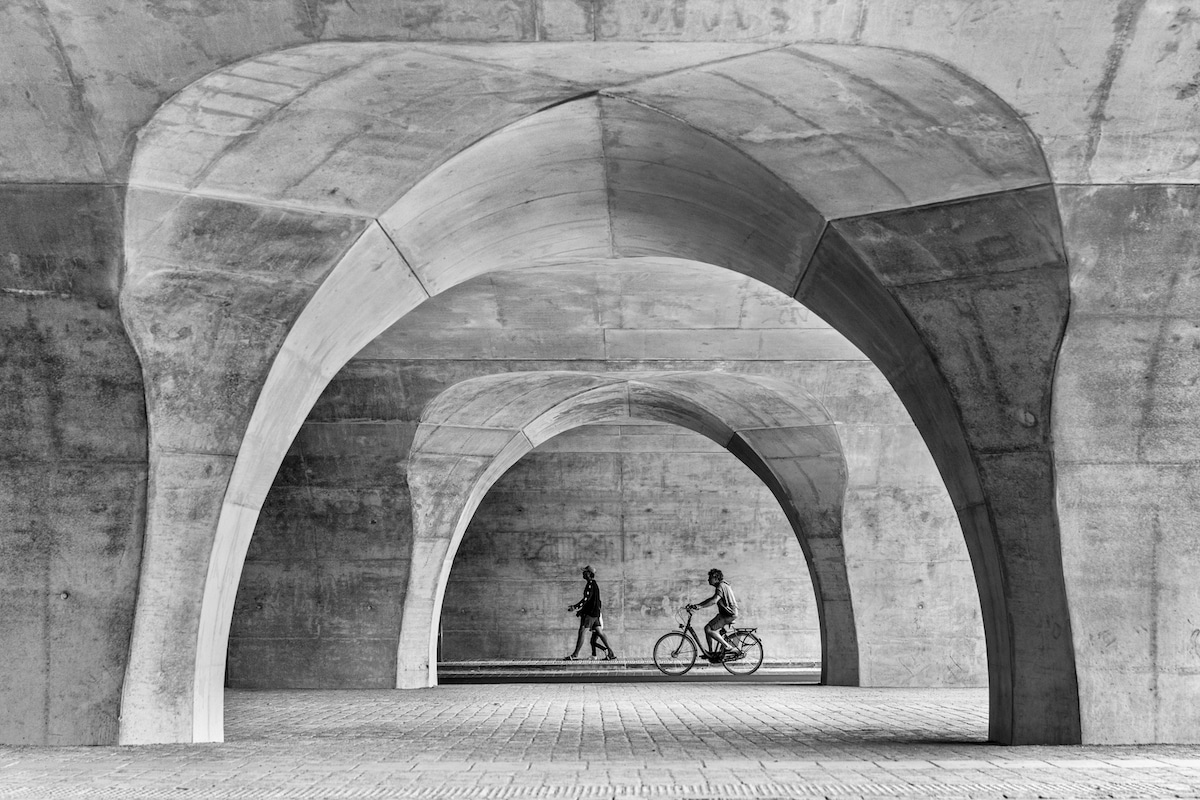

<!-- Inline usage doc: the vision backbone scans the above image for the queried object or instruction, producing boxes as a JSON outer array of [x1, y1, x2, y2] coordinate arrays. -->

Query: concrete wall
[[225, 420, 412, 688], [441, 423, 823, 662], [8, 2, 1195, 188], [0, 185, 147, 744], [1056, 184, 1200, 743]]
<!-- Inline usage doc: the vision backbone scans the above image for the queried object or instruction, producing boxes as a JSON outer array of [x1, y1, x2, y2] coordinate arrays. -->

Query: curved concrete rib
[[121, 42, 1075, 744], [799, 192, 1077, 744], [399, 371, 855, 689], [189, 225, 429, 742]]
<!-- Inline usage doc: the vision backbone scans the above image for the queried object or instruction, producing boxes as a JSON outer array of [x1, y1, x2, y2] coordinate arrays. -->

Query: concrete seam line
[[374, 219, 433, 300], [825, 180, 1055, 224], [601, 42, 794, 89], [124, 180, 378, 220]]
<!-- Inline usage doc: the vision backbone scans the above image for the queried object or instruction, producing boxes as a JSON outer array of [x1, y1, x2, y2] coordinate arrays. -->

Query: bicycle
[[652, 607, 764, 676]]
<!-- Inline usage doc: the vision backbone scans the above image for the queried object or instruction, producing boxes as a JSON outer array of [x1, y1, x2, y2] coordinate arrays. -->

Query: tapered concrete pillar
[[801, 187, 1079, 744]]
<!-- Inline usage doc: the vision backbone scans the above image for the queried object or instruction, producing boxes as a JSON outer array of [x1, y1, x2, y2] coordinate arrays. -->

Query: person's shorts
[[581, 614, 603, 630], [706, 613, 736, 631]]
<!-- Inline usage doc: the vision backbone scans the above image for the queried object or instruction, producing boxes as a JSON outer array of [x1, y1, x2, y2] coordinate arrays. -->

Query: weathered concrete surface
[[398, 371, 854, 688], [118, 189, 369, 743], [1055, 184, 1200, 744], [609, 44, 1048, 220], [121, 451, 232, 745], [0, 3, 108, 182], [228, 422, 413, 688], [800, 186, 1077, 744], [833, 188, 1068, 454], [602, 97, 823, 288], [7, 6, 1197, 185], [131, 45, 598, 217], [229, 424, 412, 690], [188, 222, 431, 741], [0, 184, 146, 745], [122, 190, 367, 453]]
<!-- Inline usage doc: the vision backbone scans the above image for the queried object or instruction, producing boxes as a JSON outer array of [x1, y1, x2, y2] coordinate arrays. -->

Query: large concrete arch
[[400, 370, 855, 689], [119, 43, 1075, 744]]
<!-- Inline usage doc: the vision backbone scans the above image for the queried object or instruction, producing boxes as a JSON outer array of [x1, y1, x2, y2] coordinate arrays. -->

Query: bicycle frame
[[676, 608, 732, 660]]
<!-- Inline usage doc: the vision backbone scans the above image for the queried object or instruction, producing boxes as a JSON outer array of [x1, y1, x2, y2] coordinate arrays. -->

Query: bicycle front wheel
[[653, 632, 698, 676], [722, 631, 764, 675]]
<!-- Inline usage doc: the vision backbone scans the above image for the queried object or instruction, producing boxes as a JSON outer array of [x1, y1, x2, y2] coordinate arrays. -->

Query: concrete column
[[729, 429, 859, 685], [801, 187, 1080, 744], [1056, 184, 1200, 743], [118, 190, 377, 742]]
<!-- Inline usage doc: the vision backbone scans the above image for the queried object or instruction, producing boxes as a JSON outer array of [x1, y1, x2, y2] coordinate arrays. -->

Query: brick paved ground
[[3, 683, 1200, 798]]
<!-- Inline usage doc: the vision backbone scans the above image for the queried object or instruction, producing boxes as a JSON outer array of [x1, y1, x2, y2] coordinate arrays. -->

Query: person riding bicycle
[[686, 568, 740, 660]]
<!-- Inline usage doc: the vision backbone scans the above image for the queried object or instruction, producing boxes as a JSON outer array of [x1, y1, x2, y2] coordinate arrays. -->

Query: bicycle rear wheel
[[653, 632, 698, 676], [722, 631, 763, 675]]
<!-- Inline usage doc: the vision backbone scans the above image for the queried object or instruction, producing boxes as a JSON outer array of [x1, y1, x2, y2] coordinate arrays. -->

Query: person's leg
[[566, 620, 586, 659], [593, 628, 615, 658], [706, 615, 736, 651]]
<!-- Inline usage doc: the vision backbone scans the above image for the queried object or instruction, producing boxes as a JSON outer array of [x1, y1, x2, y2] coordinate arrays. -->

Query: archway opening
[[225, 263, 984, 745], [119, 42, 1067, 745], [438, 418, 824, 679]]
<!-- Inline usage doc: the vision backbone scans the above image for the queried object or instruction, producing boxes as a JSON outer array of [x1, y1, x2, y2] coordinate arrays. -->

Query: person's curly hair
[[708, 568, 723, 581]]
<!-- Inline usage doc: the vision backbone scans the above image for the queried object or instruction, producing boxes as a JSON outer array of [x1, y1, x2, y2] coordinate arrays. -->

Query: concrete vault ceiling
[[352, 259, 868, 364]]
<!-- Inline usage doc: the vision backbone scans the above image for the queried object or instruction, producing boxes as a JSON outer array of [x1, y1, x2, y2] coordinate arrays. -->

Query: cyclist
[[687, 568, 740, 660]]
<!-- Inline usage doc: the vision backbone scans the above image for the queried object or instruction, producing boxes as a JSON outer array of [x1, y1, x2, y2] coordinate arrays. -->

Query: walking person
[[564, 566, 617, 661], [687, 567, 740, 660]]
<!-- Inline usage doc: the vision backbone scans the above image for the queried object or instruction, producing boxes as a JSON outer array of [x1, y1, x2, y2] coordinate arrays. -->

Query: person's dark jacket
[[578, 579, 602, 617]]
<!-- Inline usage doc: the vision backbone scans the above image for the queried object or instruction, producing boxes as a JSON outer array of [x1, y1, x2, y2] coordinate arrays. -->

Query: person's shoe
[[563, 655, 579, 661], [588, 654, 600, 660], [604, 653, 618, 661]]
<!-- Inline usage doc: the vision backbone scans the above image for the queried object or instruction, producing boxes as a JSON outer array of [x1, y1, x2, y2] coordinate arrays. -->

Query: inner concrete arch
[[400, 371, 855, 689], [227, 259, 980, 694], [118, 42, 1075, 745]]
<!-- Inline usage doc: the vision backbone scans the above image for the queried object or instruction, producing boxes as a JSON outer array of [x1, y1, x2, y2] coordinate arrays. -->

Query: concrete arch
[[399, 371, 855, 689], [119, 42, 1075, 744]]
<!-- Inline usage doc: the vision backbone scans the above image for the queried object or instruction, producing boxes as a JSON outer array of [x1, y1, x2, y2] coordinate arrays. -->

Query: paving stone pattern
[[3, 685, 1200, 798]]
